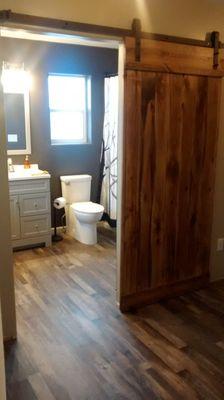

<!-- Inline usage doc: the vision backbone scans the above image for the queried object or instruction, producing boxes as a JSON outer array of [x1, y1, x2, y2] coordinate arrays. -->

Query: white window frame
[[48, 73, 91, 146]]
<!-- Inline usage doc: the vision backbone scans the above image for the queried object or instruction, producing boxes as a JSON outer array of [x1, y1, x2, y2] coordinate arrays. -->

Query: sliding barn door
[[120, 37, 223, 310]]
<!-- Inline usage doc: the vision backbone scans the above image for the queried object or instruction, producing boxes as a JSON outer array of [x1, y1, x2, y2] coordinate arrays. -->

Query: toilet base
[[67, 202, 103, 245], [70, 220, 97, 245]]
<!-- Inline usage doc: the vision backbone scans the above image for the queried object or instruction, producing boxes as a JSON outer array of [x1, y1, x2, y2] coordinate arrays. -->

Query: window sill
[[51, 142, 92, 146]]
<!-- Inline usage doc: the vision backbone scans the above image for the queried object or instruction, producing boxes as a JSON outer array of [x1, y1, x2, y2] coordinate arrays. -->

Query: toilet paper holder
[[52, 197, 66, 242]]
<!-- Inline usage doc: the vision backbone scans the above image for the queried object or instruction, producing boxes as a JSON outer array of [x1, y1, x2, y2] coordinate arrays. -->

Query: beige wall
[[2, 0, 224, 39], [0, 0, 223, 312]]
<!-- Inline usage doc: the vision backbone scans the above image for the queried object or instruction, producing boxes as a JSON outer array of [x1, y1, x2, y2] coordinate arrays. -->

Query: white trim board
[[0, 27, 120, 49]]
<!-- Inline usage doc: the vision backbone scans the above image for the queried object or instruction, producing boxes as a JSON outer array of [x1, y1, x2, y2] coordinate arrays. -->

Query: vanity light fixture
[[1, 62, 32, 93]]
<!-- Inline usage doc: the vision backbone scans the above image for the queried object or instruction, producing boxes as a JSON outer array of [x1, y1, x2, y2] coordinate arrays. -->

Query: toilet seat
[[71, 201, 104, 214]]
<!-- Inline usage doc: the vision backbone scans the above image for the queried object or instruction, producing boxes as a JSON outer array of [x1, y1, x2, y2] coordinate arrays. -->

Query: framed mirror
[[2, 64, 31, 155]]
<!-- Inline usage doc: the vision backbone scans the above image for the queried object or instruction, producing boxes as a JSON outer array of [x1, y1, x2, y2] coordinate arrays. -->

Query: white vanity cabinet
[[9, 177, 52, 248]]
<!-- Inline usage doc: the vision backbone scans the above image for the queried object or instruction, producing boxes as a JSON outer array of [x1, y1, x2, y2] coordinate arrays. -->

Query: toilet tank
[[60, 175, 92, 203]]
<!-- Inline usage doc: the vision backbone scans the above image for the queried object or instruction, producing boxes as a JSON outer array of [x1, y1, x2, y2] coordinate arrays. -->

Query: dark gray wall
[[1, 37, 118, 202]]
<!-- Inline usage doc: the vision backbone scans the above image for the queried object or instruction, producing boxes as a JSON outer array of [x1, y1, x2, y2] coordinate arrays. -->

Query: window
[[48, 74, 91, 145]]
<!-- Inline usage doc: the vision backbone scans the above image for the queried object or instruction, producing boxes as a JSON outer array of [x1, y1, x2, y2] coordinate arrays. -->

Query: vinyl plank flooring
[[5, 224, 224, 399]]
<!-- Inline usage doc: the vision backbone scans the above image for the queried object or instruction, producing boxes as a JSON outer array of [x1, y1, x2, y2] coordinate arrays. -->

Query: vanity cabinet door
[[19, 192, 50, 217], [9, 195, 20, 240], [20, 215, 51, 238]]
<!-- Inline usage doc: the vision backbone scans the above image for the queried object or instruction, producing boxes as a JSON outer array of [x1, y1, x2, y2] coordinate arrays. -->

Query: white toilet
[[60, 175, 104, 245]]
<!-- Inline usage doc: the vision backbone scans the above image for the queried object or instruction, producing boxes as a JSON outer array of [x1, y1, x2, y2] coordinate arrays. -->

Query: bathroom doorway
[[0, 25, 124, 309]]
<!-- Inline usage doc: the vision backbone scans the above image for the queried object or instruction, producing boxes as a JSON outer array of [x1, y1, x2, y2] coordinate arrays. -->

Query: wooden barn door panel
[[120, 58, 221, 310]]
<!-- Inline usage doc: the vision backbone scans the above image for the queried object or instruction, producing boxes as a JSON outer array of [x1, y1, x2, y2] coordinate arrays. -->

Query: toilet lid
[[71, 201, 104, 214]]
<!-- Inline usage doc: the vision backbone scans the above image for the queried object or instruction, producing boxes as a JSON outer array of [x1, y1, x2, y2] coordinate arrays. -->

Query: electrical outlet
[[217, 238, 224, 252]]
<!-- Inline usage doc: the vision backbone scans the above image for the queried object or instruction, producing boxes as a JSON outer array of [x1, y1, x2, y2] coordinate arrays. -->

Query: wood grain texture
[[121, 65, 221, 307], [125, 37, 224, 77], [120, 275, 209, 311], [125, 62, 224, 78], [4, 229, 224, 400]]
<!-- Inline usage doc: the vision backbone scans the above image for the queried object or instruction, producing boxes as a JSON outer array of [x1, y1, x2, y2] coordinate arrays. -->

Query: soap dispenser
[[24, 155, 31, 169]]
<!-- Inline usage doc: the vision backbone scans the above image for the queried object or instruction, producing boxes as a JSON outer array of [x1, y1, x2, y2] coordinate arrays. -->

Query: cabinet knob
[[35, 224, 39, 229], [34, 203, 38, 208]]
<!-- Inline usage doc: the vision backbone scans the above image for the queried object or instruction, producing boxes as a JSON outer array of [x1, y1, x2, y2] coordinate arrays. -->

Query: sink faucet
[[7, 158, 14, 173]]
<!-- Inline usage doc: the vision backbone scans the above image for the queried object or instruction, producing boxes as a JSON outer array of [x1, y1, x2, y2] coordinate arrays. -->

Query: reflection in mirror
[[1, 63, 32, 155]]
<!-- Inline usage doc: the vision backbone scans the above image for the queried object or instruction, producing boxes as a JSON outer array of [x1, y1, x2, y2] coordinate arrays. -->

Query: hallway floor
[[5, 225, 224, 400]]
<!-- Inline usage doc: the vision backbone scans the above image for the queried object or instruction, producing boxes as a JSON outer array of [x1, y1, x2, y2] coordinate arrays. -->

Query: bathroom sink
[[8, 164, 51, 181]]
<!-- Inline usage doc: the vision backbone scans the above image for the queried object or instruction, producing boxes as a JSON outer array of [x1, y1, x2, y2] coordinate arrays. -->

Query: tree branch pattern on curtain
[[100, 76, 118, 226]]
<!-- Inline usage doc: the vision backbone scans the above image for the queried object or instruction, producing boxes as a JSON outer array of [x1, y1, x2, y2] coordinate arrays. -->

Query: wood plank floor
[[5, 224, 224, 400]]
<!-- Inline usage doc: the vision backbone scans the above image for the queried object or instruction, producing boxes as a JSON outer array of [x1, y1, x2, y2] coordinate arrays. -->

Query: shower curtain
[[100, 75, 118, 227]]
